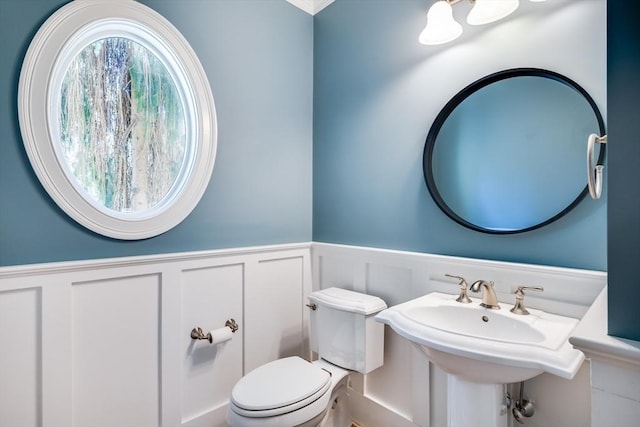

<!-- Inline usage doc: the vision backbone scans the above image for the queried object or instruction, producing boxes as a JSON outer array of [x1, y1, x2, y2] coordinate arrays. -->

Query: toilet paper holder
[[191, 319, 239, 343]]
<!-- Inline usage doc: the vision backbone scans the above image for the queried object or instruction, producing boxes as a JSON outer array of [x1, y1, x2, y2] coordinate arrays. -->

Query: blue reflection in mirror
[[424, 69, 605, 234]]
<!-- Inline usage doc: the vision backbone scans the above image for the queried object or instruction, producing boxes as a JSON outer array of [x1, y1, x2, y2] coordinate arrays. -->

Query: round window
[[19, 0, 217, 239]]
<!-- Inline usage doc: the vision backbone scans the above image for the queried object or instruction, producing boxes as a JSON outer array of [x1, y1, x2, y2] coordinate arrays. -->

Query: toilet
[[227, 287, 387, 427]]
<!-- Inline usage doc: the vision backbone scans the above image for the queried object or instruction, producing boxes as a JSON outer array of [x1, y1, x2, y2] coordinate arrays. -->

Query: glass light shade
[[467, 0, 520, 25], [419, 1, 463, 45]]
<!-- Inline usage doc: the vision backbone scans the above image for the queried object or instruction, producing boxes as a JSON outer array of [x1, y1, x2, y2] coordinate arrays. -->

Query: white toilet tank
[[308, 287, 387, 374]]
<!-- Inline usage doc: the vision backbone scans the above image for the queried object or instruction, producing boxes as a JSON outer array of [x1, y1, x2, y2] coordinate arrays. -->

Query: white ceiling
[[286, 0, 335, 15]]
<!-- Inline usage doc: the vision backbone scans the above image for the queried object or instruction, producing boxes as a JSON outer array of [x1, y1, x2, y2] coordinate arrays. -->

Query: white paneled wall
[[591, 359, 640, 425], [245, 256, 311, 373], [312, 243, 607, 427], [0, 287, 42, 427], [1, 242, 614, 427], [72, 274, 162, 427], [0, 243, 311, 427], [181, 264, 243, 425], [571, 290, 640, 427]]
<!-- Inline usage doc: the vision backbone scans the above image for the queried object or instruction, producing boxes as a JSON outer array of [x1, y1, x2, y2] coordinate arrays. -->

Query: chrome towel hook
[[587, 133, 607, 200]]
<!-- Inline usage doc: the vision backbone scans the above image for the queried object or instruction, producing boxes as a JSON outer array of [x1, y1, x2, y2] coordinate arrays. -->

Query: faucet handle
[[445, 274, 472, 303], [510, 286, 544, 315]]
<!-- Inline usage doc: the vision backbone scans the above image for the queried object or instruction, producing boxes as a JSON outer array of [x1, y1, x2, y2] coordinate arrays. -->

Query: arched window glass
[[19, 0, 217, 239]]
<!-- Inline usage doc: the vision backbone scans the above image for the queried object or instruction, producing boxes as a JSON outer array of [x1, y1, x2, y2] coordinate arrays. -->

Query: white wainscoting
[[311, 243, 607, 427], [0, 287, 42, 427], [0, 243, 311, 427], [0, 242, 610, 427], [570, 289, 640, 427]]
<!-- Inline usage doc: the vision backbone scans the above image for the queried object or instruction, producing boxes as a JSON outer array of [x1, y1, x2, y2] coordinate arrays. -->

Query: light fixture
[[419, 0, 543, 46], [467, 0, 519, 25], [419, 1, 463, 45]]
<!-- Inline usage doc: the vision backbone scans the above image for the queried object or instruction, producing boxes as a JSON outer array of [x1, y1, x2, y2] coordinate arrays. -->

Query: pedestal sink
[[375, 292, 585, 427]]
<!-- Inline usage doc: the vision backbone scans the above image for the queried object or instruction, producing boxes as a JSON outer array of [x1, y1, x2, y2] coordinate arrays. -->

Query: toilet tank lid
[[308, 287, 387, 315]]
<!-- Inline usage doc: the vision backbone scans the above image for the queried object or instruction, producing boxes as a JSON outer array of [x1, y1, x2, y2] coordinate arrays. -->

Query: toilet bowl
[[227, 357, 349, 427], [227, 288, 387, 427]]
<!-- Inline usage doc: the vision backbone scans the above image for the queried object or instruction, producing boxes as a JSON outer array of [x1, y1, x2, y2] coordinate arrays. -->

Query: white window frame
[[18, 0, 217, 240]]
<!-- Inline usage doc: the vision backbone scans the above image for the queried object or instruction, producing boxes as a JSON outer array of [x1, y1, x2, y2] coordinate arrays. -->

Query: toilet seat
[[230, 356, 331, 418]]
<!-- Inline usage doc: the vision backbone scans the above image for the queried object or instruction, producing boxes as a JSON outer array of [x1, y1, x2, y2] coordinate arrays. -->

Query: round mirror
[[423, 68, 606, 234]]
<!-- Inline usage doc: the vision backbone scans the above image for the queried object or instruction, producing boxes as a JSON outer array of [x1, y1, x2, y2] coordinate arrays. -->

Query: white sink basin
[[375, 292, 584, 384]]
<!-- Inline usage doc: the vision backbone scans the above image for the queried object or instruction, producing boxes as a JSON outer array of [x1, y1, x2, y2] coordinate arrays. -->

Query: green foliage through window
[[59, 37, 186, 212]]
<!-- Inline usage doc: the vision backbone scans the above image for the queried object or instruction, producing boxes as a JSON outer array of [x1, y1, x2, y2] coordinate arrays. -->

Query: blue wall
[[0, 0, 313, 266], [0, 0, 611, 273], [607, 2, 640, 341], [1, 0, 633, 339], [313, 0, 607, 271]]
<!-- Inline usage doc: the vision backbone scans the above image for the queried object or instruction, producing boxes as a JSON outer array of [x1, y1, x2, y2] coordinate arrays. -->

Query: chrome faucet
[[445, 273, 472, 303], [470, 280, 500, 310], [510, 286, 544, 315]]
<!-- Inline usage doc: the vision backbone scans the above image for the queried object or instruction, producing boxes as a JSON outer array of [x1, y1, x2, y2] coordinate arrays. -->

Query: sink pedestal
[[447, 375, 508, 427]]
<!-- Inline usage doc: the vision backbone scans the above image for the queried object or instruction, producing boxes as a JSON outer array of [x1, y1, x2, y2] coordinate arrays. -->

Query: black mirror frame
[[423, 68, 606, 234]]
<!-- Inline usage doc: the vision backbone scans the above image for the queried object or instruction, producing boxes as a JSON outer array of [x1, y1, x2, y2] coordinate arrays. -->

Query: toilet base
[[318, 384, 351, 427]]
